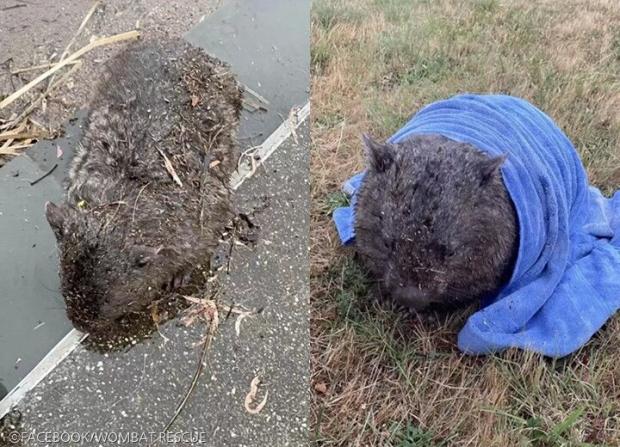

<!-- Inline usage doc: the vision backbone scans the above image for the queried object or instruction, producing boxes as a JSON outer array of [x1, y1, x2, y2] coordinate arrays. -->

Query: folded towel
[[333, 94, 620, 357]]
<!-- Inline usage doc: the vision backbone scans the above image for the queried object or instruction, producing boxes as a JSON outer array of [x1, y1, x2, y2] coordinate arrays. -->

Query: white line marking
[[0, 329, 86, 418], [0, 100, 310, 419], [230, 101, 310, 190]]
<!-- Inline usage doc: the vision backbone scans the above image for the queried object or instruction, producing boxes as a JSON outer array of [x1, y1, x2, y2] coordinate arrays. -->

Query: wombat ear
[[362, 133, 393, 172], [480, 154, 507, 184], [45, 201, 66, 239]]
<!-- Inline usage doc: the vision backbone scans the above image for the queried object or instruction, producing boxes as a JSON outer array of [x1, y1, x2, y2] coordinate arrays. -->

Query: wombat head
[[45, 201, 207, 333], [354, 134, 518, 310]]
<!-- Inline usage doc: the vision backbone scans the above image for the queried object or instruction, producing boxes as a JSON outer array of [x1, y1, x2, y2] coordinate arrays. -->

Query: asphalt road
[[16, 124, 309, 447]]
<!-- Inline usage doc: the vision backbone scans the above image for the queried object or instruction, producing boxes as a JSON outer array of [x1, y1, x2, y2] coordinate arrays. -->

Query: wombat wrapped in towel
[[334, 94, 620, 358]]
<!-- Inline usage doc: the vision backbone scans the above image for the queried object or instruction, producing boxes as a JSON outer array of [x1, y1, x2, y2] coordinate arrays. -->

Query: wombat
[[45, 41, 242, 333], [354, 134, 518, 310]]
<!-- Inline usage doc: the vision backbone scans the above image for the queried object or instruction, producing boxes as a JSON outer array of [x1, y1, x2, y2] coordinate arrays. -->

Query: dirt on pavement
[[0, 0, 221, 133]]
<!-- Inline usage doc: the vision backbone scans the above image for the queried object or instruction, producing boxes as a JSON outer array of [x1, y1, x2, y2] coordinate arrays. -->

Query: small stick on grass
[[29, 163, 57, 185]]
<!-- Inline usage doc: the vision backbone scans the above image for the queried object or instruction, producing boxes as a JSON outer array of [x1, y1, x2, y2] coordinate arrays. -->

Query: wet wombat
[[45, 41, 242, 332], [354, 134, 518, 310]]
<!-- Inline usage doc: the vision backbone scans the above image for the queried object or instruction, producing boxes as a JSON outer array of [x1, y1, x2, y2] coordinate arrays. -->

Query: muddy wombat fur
[[45, 41, 242, 332], [354, 134, 518, 310]]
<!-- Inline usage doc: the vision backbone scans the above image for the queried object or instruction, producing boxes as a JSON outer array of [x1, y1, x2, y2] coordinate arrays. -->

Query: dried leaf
[[182, 295, 205, 305], [314, 382, 328, 395], [234, 311, 255, 337], [150, 302, 160, 324], [244, 376, 268, 414]]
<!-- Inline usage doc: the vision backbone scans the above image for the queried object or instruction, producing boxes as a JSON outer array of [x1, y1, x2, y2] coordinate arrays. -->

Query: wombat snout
[[388, 285, 433, 310]]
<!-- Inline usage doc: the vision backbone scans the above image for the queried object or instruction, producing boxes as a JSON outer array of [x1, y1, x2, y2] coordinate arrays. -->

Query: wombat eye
[[431, 242, 450, 258]]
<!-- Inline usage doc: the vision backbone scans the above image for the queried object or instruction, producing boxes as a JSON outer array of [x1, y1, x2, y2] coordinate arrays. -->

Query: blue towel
[[333, 94, 620, 357]]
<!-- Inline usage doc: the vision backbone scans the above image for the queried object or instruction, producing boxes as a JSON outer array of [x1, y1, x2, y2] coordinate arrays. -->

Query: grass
[[310, 0, 620, 445]]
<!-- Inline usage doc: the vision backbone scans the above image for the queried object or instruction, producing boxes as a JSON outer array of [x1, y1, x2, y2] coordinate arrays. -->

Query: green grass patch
[[365, 97, 413, 136], [314, 110, 345, 130], [328, 257, 370, 320], [612, 28, 620, 61], [311, 41, 332, 74], [318, 190, 349, 216], [390, 422, 447, 447], [473, 0, 499, 16], [398, 54, 456, 85], [485, 406, 595, 447], [313, 0, 364, 30]]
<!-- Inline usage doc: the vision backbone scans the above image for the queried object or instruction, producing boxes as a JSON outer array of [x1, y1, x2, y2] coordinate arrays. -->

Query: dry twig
[[243, 85, 270, 106], [46, 0, 102, 92], [0, 30, 140, 109], [0, 119, 27, 150], [162, 291, 220, 433], [1, 61, 83, 131], [10, 61, 80, 75], [157, 148, 183, 187], [0, 143, 33, 155], [0, 130, 51, 141], [29, 164, 58, 186]]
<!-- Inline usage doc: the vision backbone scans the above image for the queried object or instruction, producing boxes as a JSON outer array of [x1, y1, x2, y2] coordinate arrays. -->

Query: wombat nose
[[392, 286, 432, 310]]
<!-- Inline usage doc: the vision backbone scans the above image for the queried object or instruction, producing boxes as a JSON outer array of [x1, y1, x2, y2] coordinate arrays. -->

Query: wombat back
[[354, 134, 518, 310], [46, 40, 243, 333]]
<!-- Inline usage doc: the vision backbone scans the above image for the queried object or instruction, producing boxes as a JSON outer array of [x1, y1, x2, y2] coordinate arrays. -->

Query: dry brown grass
[[310, 0, 620, 445]]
